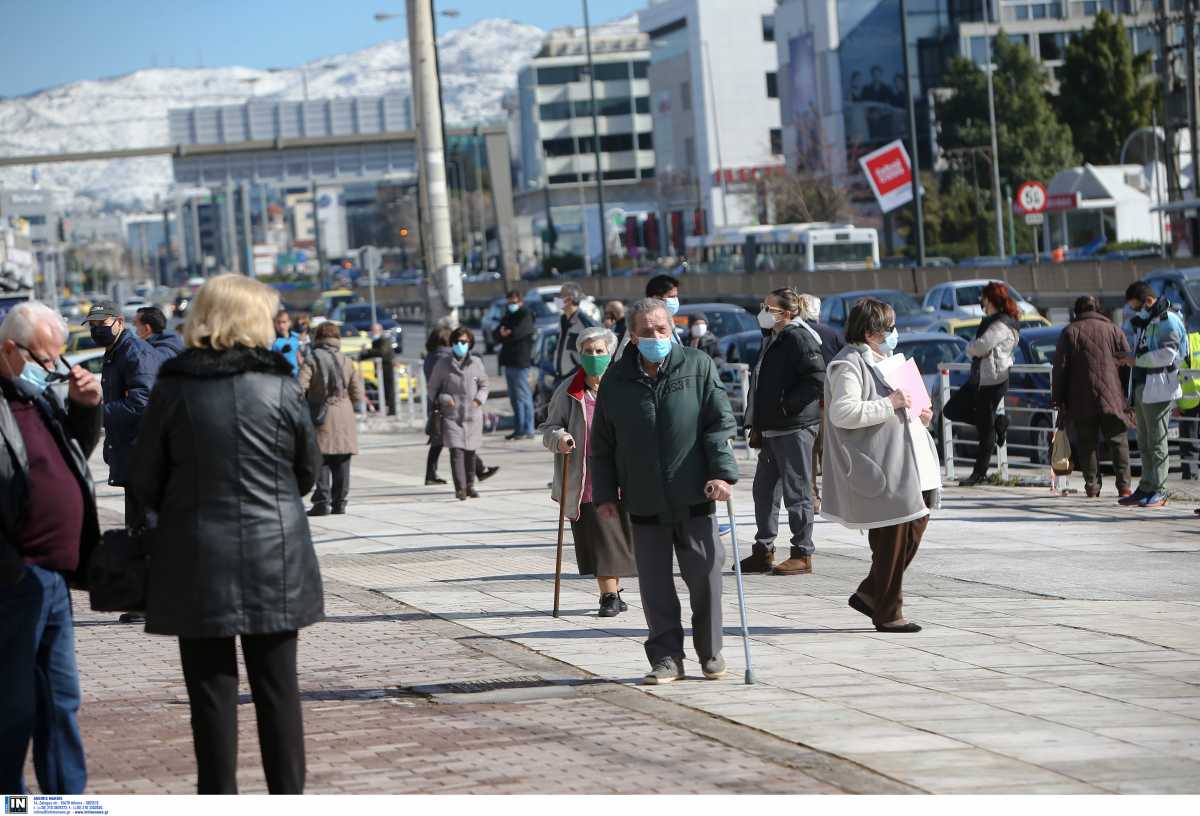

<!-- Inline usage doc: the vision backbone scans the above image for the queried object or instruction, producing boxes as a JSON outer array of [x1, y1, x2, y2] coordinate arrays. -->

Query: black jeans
[[311, 454, 351, 511], [971, 382, 1008, 478], [178, 631, 305, 795]]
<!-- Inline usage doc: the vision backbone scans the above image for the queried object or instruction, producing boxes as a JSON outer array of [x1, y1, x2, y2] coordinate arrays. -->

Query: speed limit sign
[[1015, 181, 1047, 215]]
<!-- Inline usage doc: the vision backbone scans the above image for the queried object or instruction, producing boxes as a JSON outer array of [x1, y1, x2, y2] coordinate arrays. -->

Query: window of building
[[633, 61, 649, 79], [603, 169, 637, 181], [548, 173, 579, 184], [573, 99, 592, 118], [684, 137, 695, 167], [766, 72, 778, 99], [537, 65, 580, 85], [542, 137, 576, 157], [770, 128, 783, 156], [594, 62, 629, 82], [539, 101, 573, 121], [24, 215, 47, 225], [638, 132, 654, 150], [640, 167, 656, 179], [578, 136, 595, 154], [762, 15, 775, 42], [599, 133, 635, 152], [635, 96, 650, 114], [681, 80, 692, 111], [1038, 31, 1068, 61], [596, 96, 633, 117]]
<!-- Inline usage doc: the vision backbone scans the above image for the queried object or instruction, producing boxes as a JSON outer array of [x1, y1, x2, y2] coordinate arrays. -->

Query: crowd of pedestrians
[[5, 270, 1197, 796]]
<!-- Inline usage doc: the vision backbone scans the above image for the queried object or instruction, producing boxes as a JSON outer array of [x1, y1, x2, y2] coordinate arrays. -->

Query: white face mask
[[690, 323, 708, 338], [757, 309, 777, 330]]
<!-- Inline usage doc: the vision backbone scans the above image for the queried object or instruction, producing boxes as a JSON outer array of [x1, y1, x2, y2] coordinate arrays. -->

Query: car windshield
[[955, 283, 1026, 306], [678, 309, 755, 337], [897, 340, 965, 375], [1027, 336, 1060, 365], [340, 305, 381, 322], [869, 291, 922, 316]]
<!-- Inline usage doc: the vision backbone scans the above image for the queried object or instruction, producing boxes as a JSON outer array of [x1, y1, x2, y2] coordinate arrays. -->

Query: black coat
[[101, 329, 162, 486], [131, 346, 324, 638], [0, 380, 102, 585], [750, 323, 826, 432], [685, 332, 723, 361], [812, 321, 845, 366], [498, 306, 535, 368]]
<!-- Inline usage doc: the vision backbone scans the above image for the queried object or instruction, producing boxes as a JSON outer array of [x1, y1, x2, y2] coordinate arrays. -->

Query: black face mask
[[90, 323, 117, 347]]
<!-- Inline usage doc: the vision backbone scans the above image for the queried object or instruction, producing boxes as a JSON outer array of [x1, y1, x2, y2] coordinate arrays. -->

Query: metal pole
[[572, 124, 593, 276], [1186, 0, 1200, 254], [582, 0, 611, 276], [982, 1, 1006, 259], [311, 181, 325, 287], [408, 0, 458, 327], [899, 0, 925, 265], [724, 496, 755, 685], [702, 40, 730, 227], [1154, 108, 1168, 255], [1006, 183, 1017, 258], [473, 125, 486, 271]]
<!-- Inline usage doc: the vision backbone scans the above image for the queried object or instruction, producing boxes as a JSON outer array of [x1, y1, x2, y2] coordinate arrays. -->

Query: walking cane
[[552, 451, 570, 618], [725, 495, 756, 685]]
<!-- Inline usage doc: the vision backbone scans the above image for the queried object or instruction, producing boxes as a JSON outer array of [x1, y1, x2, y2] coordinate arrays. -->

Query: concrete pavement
[[77, 405, 1200, 794]]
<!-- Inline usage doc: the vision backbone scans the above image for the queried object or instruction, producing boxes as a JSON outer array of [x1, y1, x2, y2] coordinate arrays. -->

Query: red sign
[[1044, 192, 1079, 212], [712, 165, 786, 185], [1014, 181, 1047, 215], [858, 140, 914, 213]]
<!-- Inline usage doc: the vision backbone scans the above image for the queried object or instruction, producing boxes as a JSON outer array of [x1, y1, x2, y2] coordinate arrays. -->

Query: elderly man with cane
[[591, 298, 739, 685]]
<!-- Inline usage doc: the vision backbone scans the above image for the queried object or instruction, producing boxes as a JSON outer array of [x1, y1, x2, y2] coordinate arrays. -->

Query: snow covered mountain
[[0, 18, 545, 211]]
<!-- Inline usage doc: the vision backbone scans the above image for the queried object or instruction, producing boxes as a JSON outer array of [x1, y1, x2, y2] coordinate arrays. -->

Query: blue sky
[[0, 0, 641, 98]]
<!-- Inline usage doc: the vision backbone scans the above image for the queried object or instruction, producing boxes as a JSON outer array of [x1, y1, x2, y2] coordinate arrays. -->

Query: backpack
[[307, 347, 346, 427]]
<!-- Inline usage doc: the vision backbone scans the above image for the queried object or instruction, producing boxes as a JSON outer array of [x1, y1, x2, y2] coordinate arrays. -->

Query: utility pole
[[1186, 0, 1199, 253], [703, 40, 730, 227], [899, 0, 925, 265], [407, 0, 459, 327], [473, 125, 486, 271], [582, 0, 611, 276], [982, 0, 1006, 258]]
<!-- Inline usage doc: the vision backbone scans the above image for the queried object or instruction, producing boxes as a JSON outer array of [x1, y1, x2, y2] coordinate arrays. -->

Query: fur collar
[[158, 345, 294, 379]]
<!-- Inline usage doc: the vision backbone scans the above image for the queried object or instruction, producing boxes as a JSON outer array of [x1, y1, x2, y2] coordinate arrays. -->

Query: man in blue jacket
[[1120, 281, 1187, 509], [85, 302, 161, 528], [133, 306, 183, 363]]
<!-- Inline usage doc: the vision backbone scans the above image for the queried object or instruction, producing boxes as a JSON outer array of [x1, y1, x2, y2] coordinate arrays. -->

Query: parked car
[[933, 313, 1052, 340], [922, 280, 1039, 321], [524, 284, 602, 323], [673, 303, 758, 339], [1138, 267, 1200, 331], [718, 329, 764, 367], [820, 289, 938, 333], [479, 298, 507, 354], [956, 256, 1017, 268], [309, 288, 358, 318], [896, 332, 968, 446], [327, 303, 402, 354]]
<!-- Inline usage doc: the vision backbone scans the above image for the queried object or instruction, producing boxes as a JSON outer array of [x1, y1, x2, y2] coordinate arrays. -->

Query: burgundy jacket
[[1052, 311, 1134, 426]]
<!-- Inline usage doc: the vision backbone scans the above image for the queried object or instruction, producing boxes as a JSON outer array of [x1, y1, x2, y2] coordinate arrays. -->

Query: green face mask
[[580, 353, 611, 378]]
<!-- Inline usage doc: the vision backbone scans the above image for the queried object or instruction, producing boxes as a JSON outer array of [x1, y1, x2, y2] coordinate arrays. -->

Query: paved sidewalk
[[78, 406, 1200, 795]]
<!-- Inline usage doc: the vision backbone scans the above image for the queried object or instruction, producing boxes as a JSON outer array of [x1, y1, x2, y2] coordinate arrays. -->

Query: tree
[[1056, 10, 1154, 165], [937, 32, 1078, 189], [765, 173, 848, 224]]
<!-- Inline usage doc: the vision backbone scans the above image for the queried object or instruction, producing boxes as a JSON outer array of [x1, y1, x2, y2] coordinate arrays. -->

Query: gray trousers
[[752, 428, 816, 557], [631, 515, 724, 664]]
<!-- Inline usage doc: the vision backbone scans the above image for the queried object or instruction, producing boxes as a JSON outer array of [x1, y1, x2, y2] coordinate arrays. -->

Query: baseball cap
[[83, 302, 121, 324]]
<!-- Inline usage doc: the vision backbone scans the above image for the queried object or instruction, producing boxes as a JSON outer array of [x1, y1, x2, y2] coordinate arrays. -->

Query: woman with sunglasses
[[960, 283, 1021, 486]]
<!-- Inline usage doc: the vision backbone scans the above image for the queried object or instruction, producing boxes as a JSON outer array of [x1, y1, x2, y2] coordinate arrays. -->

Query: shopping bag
[[1051, 428, 1073, 475]]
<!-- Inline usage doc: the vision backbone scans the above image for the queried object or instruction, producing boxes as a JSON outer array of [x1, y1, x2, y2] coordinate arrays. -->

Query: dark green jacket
[[591, 345, 738, 523]]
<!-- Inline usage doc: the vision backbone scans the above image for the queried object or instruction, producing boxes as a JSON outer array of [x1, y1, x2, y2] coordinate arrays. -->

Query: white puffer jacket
[[966, 319, 1020, 386]]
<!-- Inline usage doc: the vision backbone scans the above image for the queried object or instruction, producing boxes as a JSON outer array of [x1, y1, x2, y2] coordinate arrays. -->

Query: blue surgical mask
[[1135, 309, 1150, 321], [506, 302, 520, 313], [452, 341, 469, 358], [637, 336, 673, 363], [883, 328, 899, 352], [16, 360, 51, 394], [663, 296, 680, 316]]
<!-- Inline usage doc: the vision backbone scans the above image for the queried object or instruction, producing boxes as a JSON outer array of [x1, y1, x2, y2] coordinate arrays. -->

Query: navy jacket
[[147, 331, 184, 363], [101, 329, 162, 486]]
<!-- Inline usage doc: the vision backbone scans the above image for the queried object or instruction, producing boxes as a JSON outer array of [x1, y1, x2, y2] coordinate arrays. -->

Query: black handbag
[[88, 528, 148, 612]]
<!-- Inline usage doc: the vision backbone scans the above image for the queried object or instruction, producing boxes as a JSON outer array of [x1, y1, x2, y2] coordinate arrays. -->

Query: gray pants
[[752, 428, 816, 557], [1134, 385, 1173, 494], [631, 515, 724, 665]]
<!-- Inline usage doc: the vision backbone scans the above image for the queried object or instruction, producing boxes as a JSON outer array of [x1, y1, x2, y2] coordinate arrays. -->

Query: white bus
[[685, 223, 880, 274]]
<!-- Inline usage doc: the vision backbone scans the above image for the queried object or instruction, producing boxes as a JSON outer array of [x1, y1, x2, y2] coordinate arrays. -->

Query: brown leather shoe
[[772, 556, 813, 575], [739, 549, 774, 573]]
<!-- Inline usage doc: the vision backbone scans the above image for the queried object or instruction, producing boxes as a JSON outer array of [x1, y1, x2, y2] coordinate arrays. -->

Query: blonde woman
[[131, 274, 324, 794]]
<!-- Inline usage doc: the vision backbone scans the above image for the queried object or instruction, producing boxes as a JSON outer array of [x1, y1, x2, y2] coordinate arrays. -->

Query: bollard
[[996, 399, 1009, 482], [940, 369, 956, 482]]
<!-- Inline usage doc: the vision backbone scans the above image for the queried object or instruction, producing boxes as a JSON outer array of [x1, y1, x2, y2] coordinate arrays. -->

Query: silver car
[[922, 280, 1038, 321]]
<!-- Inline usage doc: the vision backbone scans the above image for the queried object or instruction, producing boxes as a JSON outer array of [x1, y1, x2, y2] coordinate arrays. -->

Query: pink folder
[[884, 358, 932, 418]]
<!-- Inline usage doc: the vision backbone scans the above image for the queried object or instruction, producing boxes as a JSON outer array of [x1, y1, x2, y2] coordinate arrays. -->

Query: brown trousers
[[856, 492, 933, 626]]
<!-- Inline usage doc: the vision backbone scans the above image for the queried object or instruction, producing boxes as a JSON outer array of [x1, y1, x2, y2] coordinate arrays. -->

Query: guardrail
[[355, 356, 428, 432], [938, 362, 1199, 484], [717, 362, 753, 461]]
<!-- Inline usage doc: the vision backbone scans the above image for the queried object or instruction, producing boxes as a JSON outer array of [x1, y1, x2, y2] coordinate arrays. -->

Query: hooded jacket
[[101, 328, 162, 486], [965, 313, 1020, 387], [591, 345, 738, 523], [131, 345, 324, 638]]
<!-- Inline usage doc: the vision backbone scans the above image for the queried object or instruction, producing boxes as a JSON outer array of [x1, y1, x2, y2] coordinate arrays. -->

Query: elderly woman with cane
[[540, 326, 637, 617], [822, 298, 941, 633]]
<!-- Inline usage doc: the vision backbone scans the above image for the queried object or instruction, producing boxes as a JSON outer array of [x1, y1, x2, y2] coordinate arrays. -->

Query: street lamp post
[[981, 1, 1006, 258], [899, 0, 926, 266], [702, 40, 729, 228], [581, 0, 611, 277]]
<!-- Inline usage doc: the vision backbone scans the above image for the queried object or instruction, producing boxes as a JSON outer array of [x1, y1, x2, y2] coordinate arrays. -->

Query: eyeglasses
[[881, 324, 897, 334], [759, 303, 785, 315], [17, 344, 70, 382]]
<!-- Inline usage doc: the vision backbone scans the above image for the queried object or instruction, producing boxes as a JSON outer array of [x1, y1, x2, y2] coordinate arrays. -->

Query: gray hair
[[627, 297, 669, 334], [798, 293, 821, 322], [560, 282, 586, 305], [0, 300, 68, 347], [577, 325, 618, 355]]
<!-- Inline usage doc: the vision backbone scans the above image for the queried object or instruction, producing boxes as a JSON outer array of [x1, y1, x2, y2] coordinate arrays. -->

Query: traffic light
[[399, 226, 409, 238]]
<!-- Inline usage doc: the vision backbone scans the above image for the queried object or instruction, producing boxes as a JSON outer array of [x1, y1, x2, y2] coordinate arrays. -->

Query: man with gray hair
[[799, 293, 845, 366], [591, 297, 739, 684], [554, 281, 596, 382], [0, 300, 103, 794]]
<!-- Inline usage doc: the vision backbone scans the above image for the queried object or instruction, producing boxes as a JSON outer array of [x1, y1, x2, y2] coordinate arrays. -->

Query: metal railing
[[356, 357, 427, 432], [718, 362, 754, 460], [939, 362, 1200, 483]]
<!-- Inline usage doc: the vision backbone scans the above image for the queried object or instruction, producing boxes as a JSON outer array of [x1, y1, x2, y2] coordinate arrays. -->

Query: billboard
[[859, 139, 913, 213], [838, 0, 907, 155]]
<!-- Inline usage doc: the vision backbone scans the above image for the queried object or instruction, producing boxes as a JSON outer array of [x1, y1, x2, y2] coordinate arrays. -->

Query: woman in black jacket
[[131, 274, 324, 795], [741, 288, 826, 577]]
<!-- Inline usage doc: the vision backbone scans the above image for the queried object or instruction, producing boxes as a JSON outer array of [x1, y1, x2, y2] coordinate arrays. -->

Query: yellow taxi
[[64, 324, 100, 354], [334, 326, 418, 404]]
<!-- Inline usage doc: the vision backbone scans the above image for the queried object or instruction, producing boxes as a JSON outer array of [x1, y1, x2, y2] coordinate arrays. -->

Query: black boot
[[598, 593, 622, 617]]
